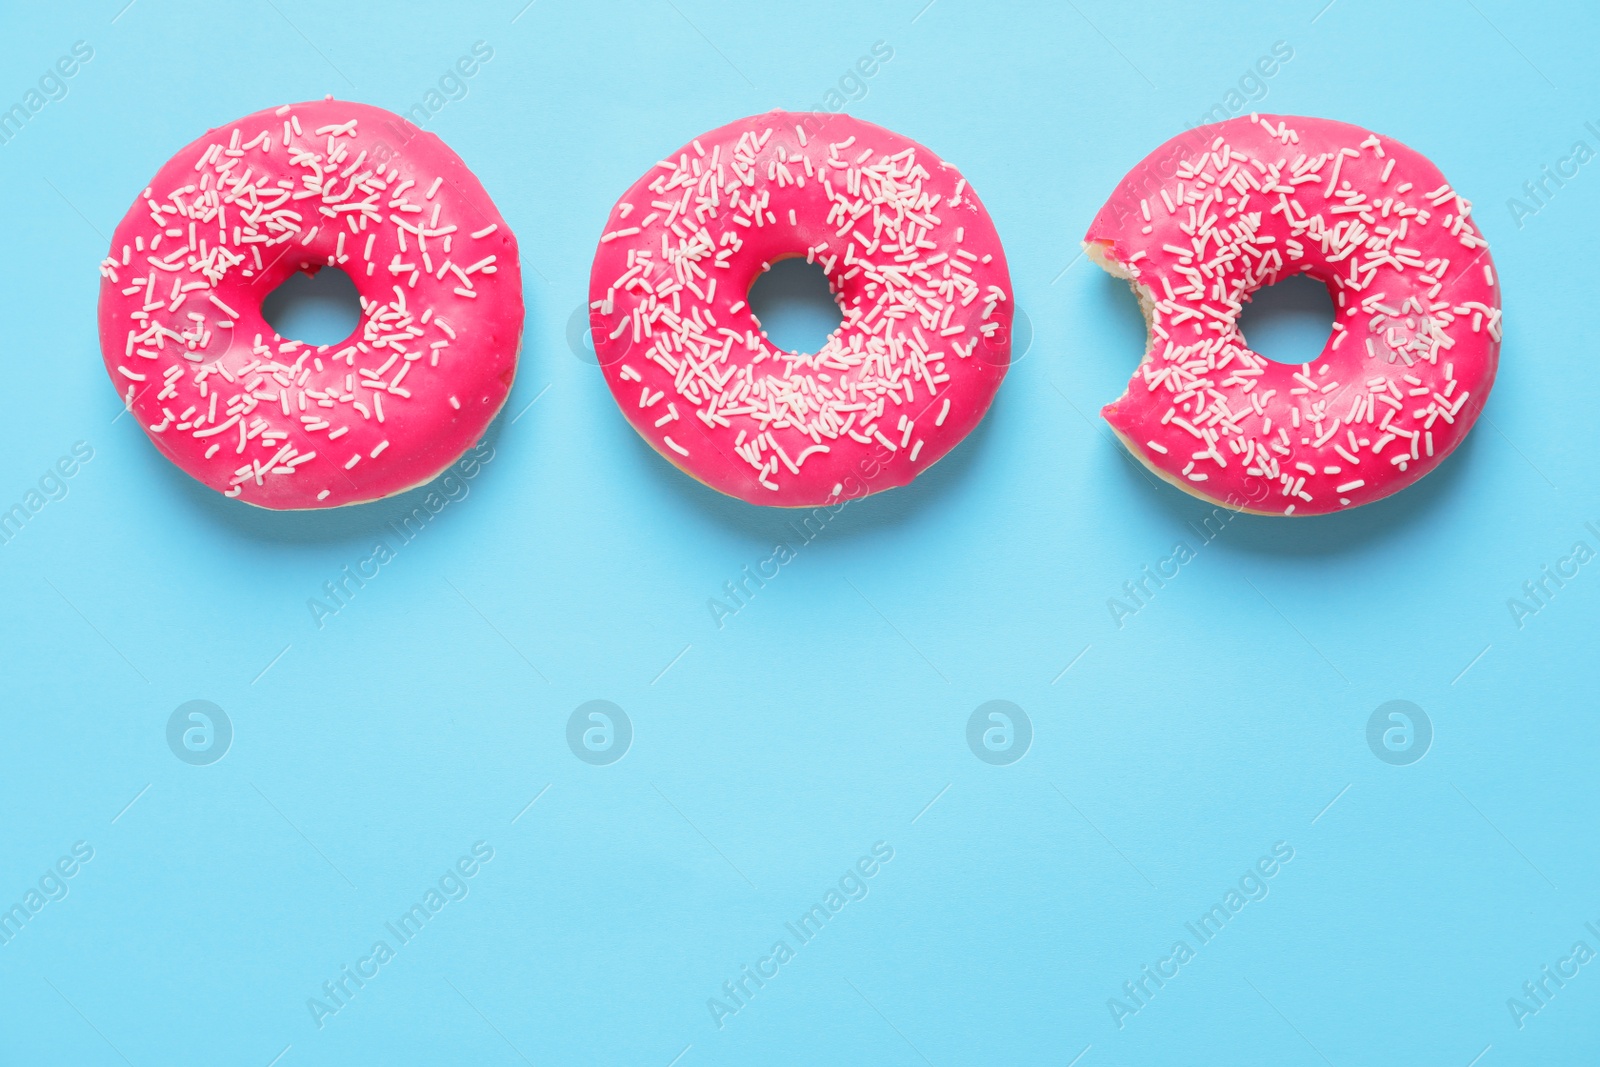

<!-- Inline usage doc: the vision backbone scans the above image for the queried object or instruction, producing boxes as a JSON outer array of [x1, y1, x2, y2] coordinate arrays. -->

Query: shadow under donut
[[130, 395, 512, 549], [1105, 419, 1484, 559], [613, 377, 1010, 548]]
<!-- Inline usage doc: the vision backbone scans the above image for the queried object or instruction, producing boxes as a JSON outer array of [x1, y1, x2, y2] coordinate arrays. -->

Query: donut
[[96, 99, 522, 509], [1084, 113, 1501, 516], [588, 110, 1012, 507]]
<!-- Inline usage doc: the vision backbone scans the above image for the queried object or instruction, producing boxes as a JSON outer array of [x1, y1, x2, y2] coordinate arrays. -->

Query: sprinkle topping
[[590, 111, 1011, 506], [1086, 113, 1501, 515], [97, 100, 520, 507]]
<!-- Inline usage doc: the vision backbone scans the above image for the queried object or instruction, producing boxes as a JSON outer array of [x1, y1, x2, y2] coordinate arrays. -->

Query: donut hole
[[746, 257, 844, 355], [1238, 272, 1336, 366], [261, 265, 362, 346]]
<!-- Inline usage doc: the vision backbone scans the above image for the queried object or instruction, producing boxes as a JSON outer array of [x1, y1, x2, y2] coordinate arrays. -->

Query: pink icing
[[1085, 113, 1501, 516], [97, 99, 522, 509], [589, 110, 1013, 508]]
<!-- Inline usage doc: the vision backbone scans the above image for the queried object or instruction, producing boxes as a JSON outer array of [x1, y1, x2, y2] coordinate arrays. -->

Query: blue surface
[[2, 1, 1598, 1064]]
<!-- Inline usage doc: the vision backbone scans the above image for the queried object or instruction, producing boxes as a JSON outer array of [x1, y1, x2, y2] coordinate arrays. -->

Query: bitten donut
[[589, 110, 1012, 507], [1085, 113, 1501, 515], [97, 99, 522, 509]]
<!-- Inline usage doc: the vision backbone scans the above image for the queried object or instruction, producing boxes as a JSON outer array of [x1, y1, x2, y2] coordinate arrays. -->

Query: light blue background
[[3, 1, 1598, 1064]]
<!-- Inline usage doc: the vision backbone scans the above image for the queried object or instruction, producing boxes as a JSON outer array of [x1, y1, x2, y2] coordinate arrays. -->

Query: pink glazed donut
[[589, 111, 1013, 507], [97, 99, 522, 509], [1084, 113, 1501, 516]]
